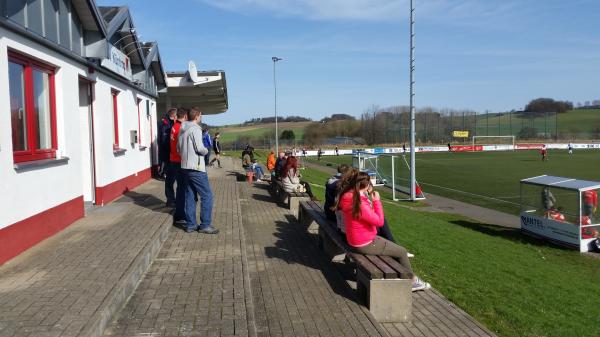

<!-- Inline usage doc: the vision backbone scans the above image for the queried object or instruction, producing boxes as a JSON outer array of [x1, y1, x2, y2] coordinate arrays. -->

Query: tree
[[280, 130, 295, 141], [525, 98, 573, 114]]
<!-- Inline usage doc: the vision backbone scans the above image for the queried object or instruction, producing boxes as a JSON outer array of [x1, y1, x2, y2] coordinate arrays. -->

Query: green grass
[[299, 166, 600, 337], [472, 109, 600, 136], [213, 122, 311, 144], [305, 150, 600, 215]]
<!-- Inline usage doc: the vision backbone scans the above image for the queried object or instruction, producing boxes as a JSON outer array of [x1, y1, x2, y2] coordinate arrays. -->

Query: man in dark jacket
[[159, 108, 176, 203], [158, 108, 177, 176], [202, 128, 212, 167], [324, 164, 350, 221]]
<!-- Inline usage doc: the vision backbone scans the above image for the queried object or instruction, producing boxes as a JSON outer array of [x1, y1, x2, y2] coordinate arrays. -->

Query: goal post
[[352, 151, 426, 201], [472, 135, 515, 151]]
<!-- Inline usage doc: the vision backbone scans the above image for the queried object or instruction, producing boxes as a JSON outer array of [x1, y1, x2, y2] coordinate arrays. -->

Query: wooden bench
[[299, 200, 413, 323], [269, 179, 310, 213]]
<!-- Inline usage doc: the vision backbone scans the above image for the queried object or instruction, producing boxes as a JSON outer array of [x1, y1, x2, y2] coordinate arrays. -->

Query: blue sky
[[98, 0, 600, 126]]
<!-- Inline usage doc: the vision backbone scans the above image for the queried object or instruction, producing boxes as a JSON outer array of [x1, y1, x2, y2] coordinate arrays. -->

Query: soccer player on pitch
[[540, 145, 547, 161]]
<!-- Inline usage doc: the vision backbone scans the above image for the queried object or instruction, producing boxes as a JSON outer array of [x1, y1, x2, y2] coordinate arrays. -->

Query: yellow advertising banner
[[453, 131, 469, 138]]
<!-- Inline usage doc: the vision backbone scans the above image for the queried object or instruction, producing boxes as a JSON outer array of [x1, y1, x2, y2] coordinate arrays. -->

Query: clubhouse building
[[0, 0, 228, 264]]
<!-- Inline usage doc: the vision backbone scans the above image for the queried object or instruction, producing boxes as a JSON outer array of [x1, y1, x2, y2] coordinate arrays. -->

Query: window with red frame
[[111, 89, 120, 149], [8, 51, 57, 163]]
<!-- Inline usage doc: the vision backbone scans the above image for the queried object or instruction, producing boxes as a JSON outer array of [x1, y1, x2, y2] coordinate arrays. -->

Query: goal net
[[352, 152, 425, 200], [472, 136, 515, 151]]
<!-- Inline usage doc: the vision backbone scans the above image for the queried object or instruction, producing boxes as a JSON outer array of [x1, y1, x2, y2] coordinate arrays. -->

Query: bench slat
[[379, 256, 413, 279], [366, 255, 397, 279], [349, 253, 384, 279]]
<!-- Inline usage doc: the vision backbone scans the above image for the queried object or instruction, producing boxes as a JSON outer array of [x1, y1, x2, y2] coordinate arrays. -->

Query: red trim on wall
[[0, 196, 84, 265], [94, 168, 152, 205]]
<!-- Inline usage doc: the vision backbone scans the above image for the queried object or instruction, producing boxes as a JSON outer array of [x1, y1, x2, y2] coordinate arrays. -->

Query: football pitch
[[309, 150, 600, 215]]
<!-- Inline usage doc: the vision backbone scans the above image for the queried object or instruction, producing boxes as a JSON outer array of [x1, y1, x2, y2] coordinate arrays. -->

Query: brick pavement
[[102, 160, 250, 337], [0, 181, 172, 337], [1, 156, 496, 337]]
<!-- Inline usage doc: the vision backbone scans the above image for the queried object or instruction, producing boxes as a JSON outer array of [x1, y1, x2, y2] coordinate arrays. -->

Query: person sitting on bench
[[336, 170, 430, 292], [281, 156, 318, 201], [326, 166, 396, 243]]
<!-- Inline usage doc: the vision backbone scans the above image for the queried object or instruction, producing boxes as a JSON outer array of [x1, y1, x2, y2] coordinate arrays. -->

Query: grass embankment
[[300, 166, 600, 337], [304, 150, 600, 215], [213, 122, 311, 144]]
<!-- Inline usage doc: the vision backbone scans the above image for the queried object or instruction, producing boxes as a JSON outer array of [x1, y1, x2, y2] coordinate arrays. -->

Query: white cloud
[[197, 0, 521, 22]]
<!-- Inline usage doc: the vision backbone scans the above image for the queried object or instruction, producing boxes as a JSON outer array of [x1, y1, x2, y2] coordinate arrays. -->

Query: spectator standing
[[169, 108, 188, 221], [317, 148, 323, 160], [178, 108, 219, 234], [335, 146, 339, 156], [209, 132, 222, 168], [336, 171, 430, 292], [267, 150, 276, 172], [159, 108, 177, 203], [202, 128, 212, 167]]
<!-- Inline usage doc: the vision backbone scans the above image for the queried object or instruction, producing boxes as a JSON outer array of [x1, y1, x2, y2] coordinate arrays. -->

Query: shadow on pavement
[[264, 214, 362, 306]]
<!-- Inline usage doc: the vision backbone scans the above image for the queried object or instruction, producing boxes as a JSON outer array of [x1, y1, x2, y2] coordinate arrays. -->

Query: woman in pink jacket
[[336, 170, 430, 292]]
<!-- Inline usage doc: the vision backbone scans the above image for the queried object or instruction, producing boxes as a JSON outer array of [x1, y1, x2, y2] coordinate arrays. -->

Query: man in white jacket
[[177, 108, 219, 234]]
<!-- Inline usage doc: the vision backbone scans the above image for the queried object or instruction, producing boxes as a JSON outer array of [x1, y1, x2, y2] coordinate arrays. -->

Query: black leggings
[[300, 181, 314, 198], [377, 219, 395, 243]]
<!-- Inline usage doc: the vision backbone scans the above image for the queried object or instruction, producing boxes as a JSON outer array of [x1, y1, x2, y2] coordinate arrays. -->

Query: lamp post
[[409, 0, 417, 201], [272, 56, 282, 155]]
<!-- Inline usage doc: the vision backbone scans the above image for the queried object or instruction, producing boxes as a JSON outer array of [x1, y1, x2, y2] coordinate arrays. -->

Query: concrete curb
[[79, 214, 171, 337]]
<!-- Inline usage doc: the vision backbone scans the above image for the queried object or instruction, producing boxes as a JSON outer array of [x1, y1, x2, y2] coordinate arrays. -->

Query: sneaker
[[407, 252, 415, 258], [166, 201, 176, 208], [185, 226, 198, 233], [199, 226, 219, 234], [256, 179, 262, 183], [412, 277, 431, 292]]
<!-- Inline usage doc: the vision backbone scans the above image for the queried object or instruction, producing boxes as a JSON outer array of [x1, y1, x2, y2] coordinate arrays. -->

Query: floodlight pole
[[409, 0, 417, 201], [272, 57, 282, 155]]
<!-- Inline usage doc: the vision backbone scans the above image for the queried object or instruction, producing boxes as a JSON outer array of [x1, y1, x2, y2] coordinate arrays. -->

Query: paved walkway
[[302, 161, 519, 229], [0, 156, 496, 337], [0, 182, 172, 337]]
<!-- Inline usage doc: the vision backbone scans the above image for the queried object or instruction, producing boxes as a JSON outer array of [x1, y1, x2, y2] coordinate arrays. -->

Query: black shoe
[[166, 201, 176, 208], [199, 226, 219, 234], [173, 219, 186, 228]]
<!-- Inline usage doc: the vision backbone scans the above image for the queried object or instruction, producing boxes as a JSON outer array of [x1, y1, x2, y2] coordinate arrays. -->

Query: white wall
[[0, 28, 156, 229]]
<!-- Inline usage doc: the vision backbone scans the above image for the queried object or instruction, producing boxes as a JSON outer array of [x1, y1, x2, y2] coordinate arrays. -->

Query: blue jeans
[[254, 166, 265, 179], [182, 169, 213, 230], [165, 162, 176, 204], [171, 162, 186, 221]]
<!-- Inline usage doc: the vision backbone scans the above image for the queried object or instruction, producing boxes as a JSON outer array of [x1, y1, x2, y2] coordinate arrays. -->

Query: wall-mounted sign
[[453, 130, 469, 138], [101, 45, 133, 81]]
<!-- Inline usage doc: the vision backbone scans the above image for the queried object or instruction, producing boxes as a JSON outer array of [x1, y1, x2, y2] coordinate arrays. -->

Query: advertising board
[[101, 45, 133, 81], [520, 212, 580, 247]]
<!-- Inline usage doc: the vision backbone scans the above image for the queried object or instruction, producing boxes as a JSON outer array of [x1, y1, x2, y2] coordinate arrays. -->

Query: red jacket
[[583, 190, 598, 207], [339, 191, 384, 247], [169, 121, 182, 163]]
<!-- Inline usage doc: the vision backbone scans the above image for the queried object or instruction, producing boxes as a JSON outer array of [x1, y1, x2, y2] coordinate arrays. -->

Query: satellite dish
[[188, 60, 199, 83]]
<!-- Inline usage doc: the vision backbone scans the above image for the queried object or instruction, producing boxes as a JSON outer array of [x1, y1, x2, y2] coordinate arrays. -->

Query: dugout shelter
[[520, 175, 600, 252]]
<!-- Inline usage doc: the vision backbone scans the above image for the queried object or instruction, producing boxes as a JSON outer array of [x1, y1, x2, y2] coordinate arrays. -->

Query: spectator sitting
[[251, 159, 265, 182], [325, 164, 351, 221], [336, 170, 429, 292], [281, 156, 318, 201], [274, 151, 287, 179], [242, 150, 252, 171]]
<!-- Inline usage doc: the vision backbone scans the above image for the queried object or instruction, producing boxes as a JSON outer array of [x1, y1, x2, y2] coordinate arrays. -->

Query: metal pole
[[272, 57, 282, 155], [391, 155, 397, 201], [409, 0, 416, 201]]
